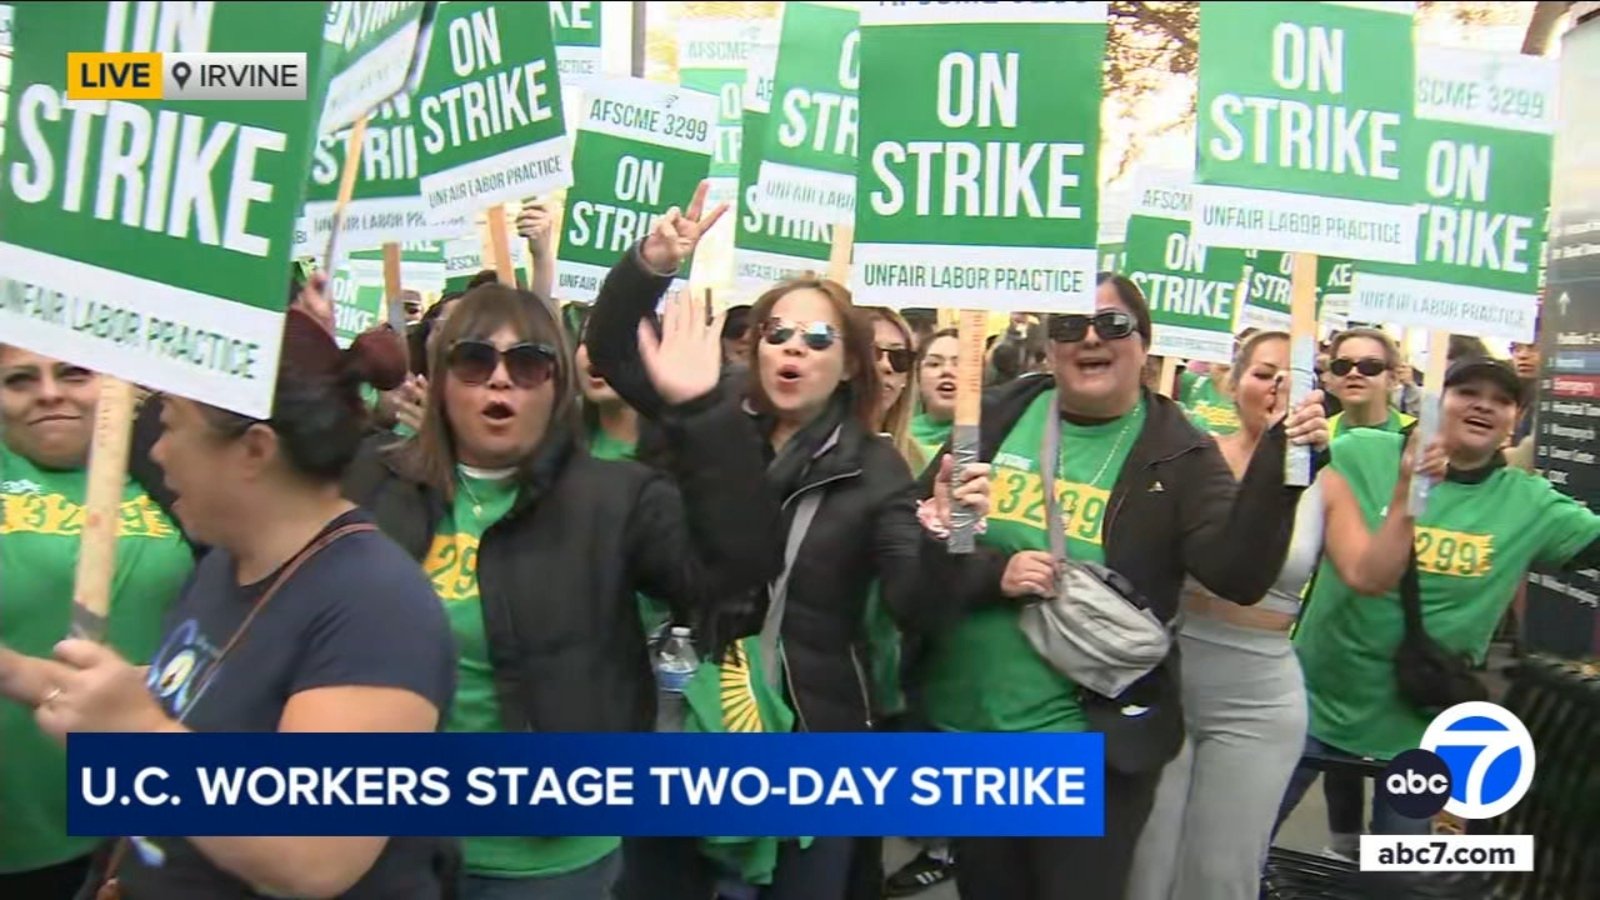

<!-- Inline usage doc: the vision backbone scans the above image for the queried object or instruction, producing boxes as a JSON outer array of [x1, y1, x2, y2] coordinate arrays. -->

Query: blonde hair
[[865, 308, 923, 472]]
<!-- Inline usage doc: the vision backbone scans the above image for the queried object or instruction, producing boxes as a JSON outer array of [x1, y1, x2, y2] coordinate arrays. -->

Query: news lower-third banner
[[68, 732, 1105, 837]]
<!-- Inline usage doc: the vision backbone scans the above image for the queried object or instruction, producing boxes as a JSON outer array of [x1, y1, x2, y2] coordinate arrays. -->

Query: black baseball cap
[[1444, 356, 1526, 406]]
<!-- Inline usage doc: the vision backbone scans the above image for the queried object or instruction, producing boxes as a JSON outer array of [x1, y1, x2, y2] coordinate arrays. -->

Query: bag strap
[[759, 492, 823, 689], [1040, 401, 1071, 565], [95, 519, 376, 898], [1398, 544, 1427, 640]]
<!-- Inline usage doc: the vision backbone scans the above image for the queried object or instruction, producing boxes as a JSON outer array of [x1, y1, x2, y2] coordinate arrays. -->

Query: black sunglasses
[[760, 318, 838, 351], [1329, 357, 1388, 378], [1048, 310, 1136, 343], [446, 340, 558, 388], [875, 346, 913, 373]]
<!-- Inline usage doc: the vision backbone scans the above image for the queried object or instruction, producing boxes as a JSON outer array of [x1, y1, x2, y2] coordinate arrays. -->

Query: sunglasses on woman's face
[[1047, 310, 1136, 344], [446, 340, 558, 388], [760, 318, 838, 351], [875, 346, 913, 373], [1329, 357, 1388, 378]]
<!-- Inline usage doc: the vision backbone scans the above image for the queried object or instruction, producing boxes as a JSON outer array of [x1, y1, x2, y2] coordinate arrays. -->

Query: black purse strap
[[1397, 545, 1427, 640]]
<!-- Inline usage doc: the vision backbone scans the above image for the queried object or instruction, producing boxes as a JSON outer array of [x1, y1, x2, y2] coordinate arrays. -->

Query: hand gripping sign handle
[[1409, 331, 1451, 516]]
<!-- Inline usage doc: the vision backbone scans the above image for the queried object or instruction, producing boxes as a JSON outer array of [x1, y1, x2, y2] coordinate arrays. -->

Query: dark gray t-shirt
[[108, 510, 456, 900]]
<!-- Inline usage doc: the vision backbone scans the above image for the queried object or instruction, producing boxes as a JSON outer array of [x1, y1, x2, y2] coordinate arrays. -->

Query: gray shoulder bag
[[1016, 401, 1172, 698], [758, 491, 823, 688]]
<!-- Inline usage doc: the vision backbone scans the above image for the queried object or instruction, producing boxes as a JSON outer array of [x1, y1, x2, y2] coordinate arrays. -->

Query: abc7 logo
[[1381, 701, 1536, 820]]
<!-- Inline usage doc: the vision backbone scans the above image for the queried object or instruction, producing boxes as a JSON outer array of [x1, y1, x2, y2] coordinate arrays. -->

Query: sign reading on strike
[[0, 1, 330, 418], [853, 2, 1106, 312], [733, 44, 832, 298], [414, 1, 571, 221], [1123, 171, 1245, 364], [756, 2, 860, 225], [557, 78, 716, 301], [328, 258, 386, 348], [1351, 47, 1556, 342], [1193, 1, 1419, 263]]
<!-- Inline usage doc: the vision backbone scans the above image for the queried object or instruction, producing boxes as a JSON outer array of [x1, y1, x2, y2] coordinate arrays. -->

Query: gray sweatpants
[[1127, 617, 1307, 900]]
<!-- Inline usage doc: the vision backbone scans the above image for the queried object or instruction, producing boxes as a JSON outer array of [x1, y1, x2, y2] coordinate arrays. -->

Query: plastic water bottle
[[654, 626, 699, 732]]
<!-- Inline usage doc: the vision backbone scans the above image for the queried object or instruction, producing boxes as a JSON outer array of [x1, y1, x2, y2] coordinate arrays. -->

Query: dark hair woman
[[585, 183, 989, 900], [913, 273, 1327, 900], [0, 301, 458, 900], [341, 272, 783, 899], [0, 349, 193, 898]]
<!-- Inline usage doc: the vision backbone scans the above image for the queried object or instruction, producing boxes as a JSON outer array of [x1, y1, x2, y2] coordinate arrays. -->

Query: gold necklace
[[1057, 415, 1134, 523]]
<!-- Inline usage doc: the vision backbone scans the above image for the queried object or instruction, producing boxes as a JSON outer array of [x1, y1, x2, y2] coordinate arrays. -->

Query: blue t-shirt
[[123, 510, 457, 899]]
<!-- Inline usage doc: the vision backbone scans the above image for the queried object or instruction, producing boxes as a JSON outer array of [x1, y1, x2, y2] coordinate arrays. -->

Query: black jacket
[[586, 250, 972, 733], [917, 374, 1304, 771], [343, 394, 782, 734]]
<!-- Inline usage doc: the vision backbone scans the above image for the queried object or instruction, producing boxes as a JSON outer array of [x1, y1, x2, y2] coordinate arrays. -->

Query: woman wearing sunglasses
[[585, 185, 990, 900], [342, 278, 780, 900], [914, 274, 1327, 900], [866, 309, 923, 472], [1324, 328, 1414, 439]]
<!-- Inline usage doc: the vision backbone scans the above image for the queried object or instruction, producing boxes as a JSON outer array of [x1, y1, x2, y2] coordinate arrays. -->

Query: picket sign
[[949, 309, 989, 554]]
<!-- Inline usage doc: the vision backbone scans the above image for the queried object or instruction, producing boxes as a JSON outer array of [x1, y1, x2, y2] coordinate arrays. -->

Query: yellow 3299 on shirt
[[988, 467, 1109, 546]]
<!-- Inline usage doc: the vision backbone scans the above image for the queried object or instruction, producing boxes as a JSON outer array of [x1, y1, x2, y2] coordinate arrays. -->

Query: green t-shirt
[[425, 467, 619, 877], [920, 391, 1145, 733], [1296, 430, 1600, 760], [587, 427, 636, 463], [0, 446, 192, 873], [1327, 407, 1415, 439], [910, 411, 953, 473], [1180, 371, 1239, 435]]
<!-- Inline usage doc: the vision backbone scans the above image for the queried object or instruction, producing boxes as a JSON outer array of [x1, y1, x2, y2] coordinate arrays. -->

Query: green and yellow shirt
[[425, 467, 619, 877], [920, 391, 1144, 733], [1, 446, 192, 873], [1327, 407, 1415, 439], [1296, 430, 1600, 760], [1179, 370, 1239, 435]]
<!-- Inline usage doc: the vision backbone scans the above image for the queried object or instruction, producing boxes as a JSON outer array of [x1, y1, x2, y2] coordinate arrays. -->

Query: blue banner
[[67, 732, 1105, 837]]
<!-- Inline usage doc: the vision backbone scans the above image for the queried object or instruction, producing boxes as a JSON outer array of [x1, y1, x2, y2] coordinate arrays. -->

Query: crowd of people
[[1, 183, 1588, 900]]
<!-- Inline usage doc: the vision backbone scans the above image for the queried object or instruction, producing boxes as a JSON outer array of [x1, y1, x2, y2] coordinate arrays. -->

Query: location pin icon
[[172, 61, 192, 90]]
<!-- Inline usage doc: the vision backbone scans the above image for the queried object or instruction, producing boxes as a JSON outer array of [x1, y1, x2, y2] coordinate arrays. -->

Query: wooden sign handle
[[948, 308, 988, 554], [1159, 356, 1180, 399], [485, 204, 515, 287], [827, 224, 854, 286], [70, 378, 137, 641], [1286, 252, 1318, 487], [322, 116, 369, 273]]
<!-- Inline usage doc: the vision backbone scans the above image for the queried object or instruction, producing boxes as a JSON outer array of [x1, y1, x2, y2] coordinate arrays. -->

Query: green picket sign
[[295, 95, 469, 258], [853, 3, 1105, 312], [442, 234, 526, 293], [349, 240, 448, 294], [1123, 174, 1246, 364], [1351, 47, 1555, 343], [679, 19, 776, 182], [557, 79, 715, 301], [733, 44, 832, 299], [550, 1, 602, 85], [757, 1, 859, 225], [1193, 1, 1418, 264], [0, 2, 331, 418], [1239, 250, 1294, 333], [318, 1, 435, 134], [414, 1, 572, 221], [329, 258, 387, 348], [1318, 255, 1354, 330]]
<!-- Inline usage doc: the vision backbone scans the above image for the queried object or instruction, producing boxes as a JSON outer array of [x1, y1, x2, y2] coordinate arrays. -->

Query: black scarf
[[759, 389, 851, 501]]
